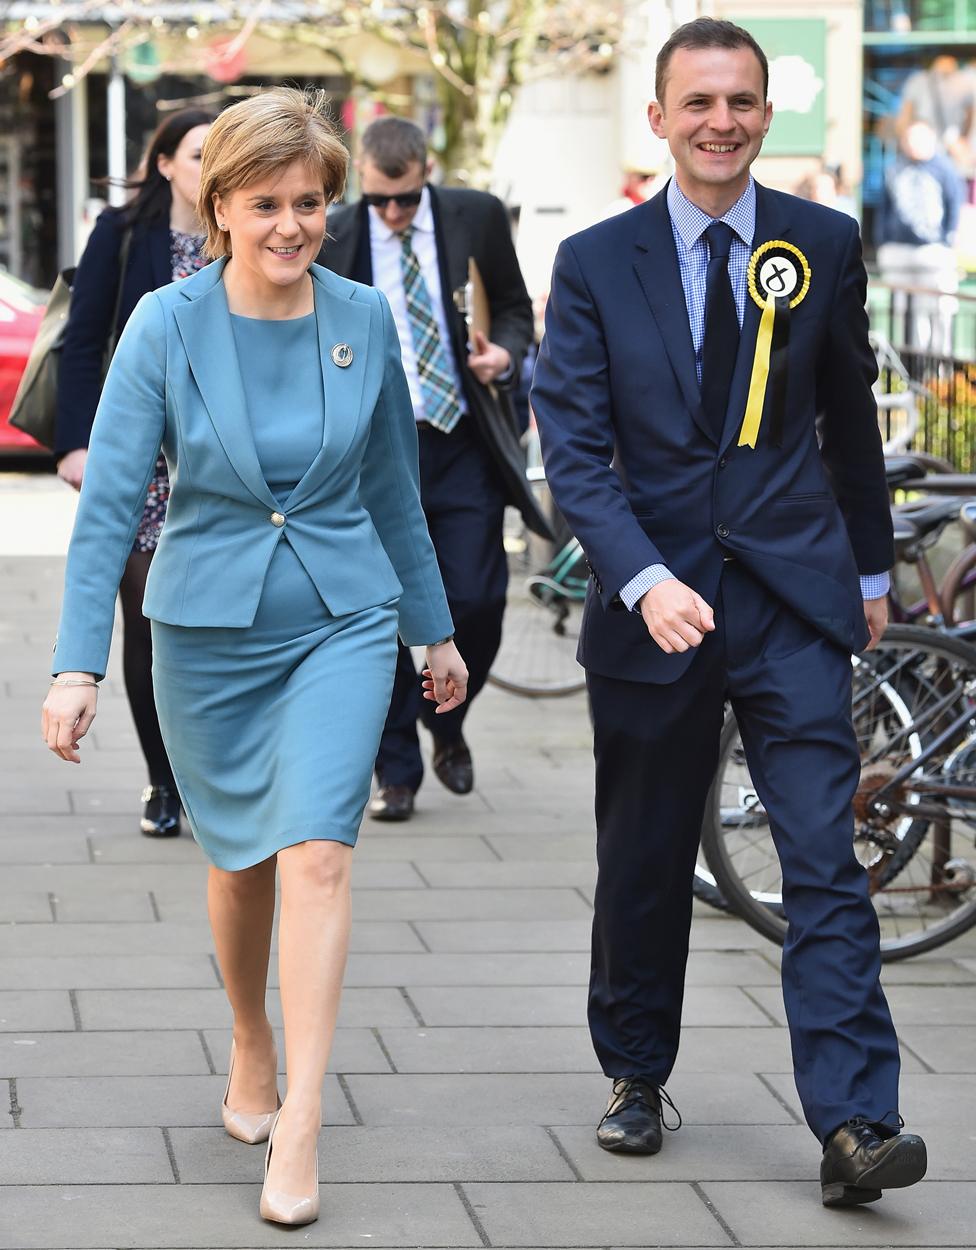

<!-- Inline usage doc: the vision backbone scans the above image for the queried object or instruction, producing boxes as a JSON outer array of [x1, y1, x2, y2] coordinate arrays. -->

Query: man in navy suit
[[531, 18, 928, 1206]]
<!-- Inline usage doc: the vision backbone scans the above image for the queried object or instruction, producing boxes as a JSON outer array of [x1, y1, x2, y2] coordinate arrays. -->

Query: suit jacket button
[[270, 512, 286, 527], [716, 523, 730, 538]]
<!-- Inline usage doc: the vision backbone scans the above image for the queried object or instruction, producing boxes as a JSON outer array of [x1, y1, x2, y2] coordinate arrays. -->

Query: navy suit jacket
[[55, 209, 171, 457], [530, 181, 894, 685]]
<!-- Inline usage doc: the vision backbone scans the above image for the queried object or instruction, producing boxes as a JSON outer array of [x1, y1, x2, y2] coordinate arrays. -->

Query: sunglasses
[[363, 190, 423, 210]]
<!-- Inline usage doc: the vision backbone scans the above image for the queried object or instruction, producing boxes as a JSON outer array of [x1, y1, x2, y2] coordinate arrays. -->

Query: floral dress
[[133, 230, 208, 552]]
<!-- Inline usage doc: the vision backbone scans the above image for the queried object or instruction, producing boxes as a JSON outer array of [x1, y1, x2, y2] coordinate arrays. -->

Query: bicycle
[[700, 624, 976, 959]]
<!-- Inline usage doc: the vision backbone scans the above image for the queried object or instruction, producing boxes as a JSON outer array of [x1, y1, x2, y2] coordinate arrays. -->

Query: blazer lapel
[[173, 261, 278, 510], [284, 266, 373, 511], [720, 183, 793, 454], [632, 191, 714, 443], [429, 188, 469, 374]]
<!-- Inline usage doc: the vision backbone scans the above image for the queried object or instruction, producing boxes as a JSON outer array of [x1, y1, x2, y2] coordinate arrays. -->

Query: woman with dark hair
[[55, 108, 214, 837]]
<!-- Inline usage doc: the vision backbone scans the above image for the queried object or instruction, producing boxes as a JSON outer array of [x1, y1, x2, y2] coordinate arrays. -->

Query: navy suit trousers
[[587, 561, 901, 1143], [375, 418, 508, 790]]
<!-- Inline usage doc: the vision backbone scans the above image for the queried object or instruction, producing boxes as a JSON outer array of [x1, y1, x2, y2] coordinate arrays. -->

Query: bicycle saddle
[[884, 456, 928, 490], [891, 497, 965, 556]]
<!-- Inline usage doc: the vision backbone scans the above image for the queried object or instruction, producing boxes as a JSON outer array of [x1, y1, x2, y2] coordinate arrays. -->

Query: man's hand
[[467, 330, 511, 386], [57, 449, 88, 492], [863, 595, 888, 652], [639, 579, 715, 654]]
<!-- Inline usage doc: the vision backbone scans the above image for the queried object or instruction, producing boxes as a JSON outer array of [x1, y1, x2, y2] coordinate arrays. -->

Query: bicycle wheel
[[489, 500, 587, 698], [489, 571, 586, 696], [700, 625, 976, 960]]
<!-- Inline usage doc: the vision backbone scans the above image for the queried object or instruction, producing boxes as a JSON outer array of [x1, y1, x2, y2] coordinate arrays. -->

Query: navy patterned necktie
[[701, 221, 739, 441]]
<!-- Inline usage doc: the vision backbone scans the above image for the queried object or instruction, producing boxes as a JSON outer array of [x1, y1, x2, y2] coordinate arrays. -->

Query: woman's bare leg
[[266, 839, 353, 1192], [207, 857, 279, 1111]]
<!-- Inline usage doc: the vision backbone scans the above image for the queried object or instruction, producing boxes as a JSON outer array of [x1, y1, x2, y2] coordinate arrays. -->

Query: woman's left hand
[[422, 640, 468, 713]]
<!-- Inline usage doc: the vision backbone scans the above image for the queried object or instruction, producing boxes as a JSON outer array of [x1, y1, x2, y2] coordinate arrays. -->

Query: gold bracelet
[[50, 679, 99, 688]]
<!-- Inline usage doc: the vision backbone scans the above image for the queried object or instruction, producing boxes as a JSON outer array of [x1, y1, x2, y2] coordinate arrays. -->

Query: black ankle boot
[[140, 785, 181, 837]]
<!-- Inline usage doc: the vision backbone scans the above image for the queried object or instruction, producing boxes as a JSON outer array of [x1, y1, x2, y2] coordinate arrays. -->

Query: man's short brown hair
[[655, 18, 769, 105], [359, 116, 428, 179]]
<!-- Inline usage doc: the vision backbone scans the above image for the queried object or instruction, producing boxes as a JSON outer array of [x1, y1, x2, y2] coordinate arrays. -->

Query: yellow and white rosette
[[738, 240, 812, 449]]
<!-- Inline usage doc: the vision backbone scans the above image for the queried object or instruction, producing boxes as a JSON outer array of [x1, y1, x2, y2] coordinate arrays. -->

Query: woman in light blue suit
[[42, 88, 467, 1227]]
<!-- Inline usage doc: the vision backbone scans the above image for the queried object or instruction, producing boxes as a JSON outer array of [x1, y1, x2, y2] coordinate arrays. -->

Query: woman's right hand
[[42, 673, 98, 763], [57, 449, 88, 492]]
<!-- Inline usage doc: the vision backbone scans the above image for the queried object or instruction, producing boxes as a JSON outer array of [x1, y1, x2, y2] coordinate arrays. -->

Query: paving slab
[[0, 954, 218, 990], [341, 952, 590, 986], [0, 1183, 480, 1248], [414, 919, 592, 952], [0, 989, 74, 1031], [462, 1180, 731, 1247], [700, 1180, 974, 1245], [0, 920, 423, 957], [0, 892, 55, 922], [402, 984, 770, 1027], [202, 1027, 393, 1074], [898, 1026, 976, 1072], [75, 986, 417, 1031], [0, 1030, 210, 1077], [172, 1124, 574, 1183], [342, 1072, 793, 1126], [15, 1074, 355, 1128], [761, 1071, 976, 1129], [0, 1126, 173, 1183], [748, 982, 976, 1027]]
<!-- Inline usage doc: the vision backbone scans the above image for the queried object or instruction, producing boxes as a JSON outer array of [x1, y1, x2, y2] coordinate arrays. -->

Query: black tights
[[118, 548, 175, 789]]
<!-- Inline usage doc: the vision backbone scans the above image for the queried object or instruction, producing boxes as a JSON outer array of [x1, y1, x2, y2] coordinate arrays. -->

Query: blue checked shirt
[[619, 177, 889, 611]]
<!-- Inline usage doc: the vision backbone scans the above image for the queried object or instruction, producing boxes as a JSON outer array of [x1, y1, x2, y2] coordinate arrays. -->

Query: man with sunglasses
[[319, 116, 546, 821]]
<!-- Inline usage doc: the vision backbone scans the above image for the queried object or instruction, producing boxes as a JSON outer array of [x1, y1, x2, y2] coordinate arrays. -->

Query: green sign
[[734, 17, 827, 156]]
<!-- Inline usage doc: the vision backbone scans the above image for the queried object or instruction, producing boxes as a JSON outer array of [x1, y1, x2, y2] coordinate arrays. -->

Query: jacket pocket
[[774, 492, 831, 505]]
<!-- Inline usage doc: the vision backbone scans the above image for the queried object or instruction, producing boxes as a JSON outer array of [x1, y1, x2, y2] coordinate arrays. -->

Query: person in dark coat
[[318, 116, 547, 821], [55, 108, 213, 837]]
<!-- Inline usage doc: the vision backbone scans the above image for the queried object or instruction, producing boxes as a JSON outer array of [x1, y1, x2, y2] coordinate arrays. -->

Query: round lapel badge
[[747, 240, 811, 311], [331, 343, 354, 368]]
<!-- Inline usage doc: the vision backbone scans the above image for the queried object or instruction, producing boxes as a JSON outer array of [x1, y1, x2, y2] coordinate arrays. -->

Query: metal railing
[[869, 280, 976, 472]]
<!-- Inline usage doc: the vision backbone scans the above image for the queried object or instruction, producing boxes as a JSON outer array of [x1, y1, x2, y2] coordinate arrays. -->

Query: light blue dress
[[150, 312, 399, 870]]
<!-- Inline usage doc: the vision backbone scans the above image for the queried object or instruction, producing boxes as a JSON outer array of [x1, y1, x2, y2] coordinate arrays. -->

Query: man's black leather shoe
[[432, 737, 474, 795], [820, 1118, 927, 1207], [369, 784, 415, 822], [140, 785, 181, 837], [596, 1078, 680, 1155]]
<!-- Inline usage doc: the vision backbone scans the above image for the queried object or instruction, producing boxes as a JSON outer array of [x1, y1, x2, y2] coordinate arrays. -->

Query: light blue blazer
[[53, 259, 453, 678]]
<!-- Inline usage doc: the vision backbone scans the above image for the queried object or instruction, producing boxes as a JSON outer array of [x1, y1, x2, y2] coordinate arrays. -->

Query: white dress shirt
[[367, 187, 467, 423]]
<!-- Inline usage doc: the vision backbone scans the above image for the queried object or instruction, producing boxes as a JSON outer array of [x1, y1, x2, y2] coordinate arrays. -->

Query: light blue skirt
[[151, 539, 399, 871]]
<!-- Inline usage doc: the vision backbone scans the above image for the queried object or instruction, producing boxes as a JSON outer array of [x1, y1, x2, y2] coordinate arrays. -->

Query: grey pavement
[[2, 492, 975, 1247]]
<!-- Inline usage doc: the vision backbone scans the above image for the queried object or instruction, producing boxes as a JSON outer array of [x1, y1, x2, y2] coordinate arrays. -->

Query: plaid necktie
[[399, 226, 462, 433]]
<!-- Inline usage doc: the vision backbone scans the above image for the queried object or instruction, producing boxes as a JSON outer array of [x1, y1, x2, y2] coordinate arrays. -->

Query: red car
[[0, 270, 47, 453]]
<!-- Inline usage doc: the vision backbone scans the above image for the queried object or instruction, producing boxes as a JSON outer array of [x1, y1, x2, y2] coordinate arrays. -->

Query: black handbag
[[9, 228, 132, 450]]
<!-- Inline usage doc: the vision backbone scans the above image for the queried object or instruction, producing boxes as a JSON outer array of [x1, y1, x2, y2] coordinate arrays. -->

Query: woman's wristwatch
[[429, 634, 455, 647]]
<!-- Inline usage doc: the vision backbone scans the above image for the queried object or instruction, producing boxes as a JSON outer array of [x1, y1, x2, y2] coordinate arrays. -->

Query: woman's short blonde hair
[[197, 87, 348, 259]]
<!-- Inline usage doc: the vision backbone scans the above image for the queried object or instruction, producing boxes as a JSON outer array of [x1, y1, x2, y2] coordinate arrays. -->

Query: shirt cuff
[[860, 572, 890, 600], [620, 564, 676, 612]]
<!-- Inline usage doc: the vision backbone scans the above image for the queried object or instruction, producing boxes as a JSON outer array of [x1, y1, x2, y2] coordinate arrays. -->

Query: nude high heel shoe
[[221, 1040, 280, 1145], [259, 1109, 320, 1227]]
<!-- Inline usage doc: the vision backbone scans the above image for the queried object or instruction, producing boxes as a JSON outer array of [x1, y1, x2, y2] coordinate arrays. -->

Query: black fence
[[869, 280, 976, 472]]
